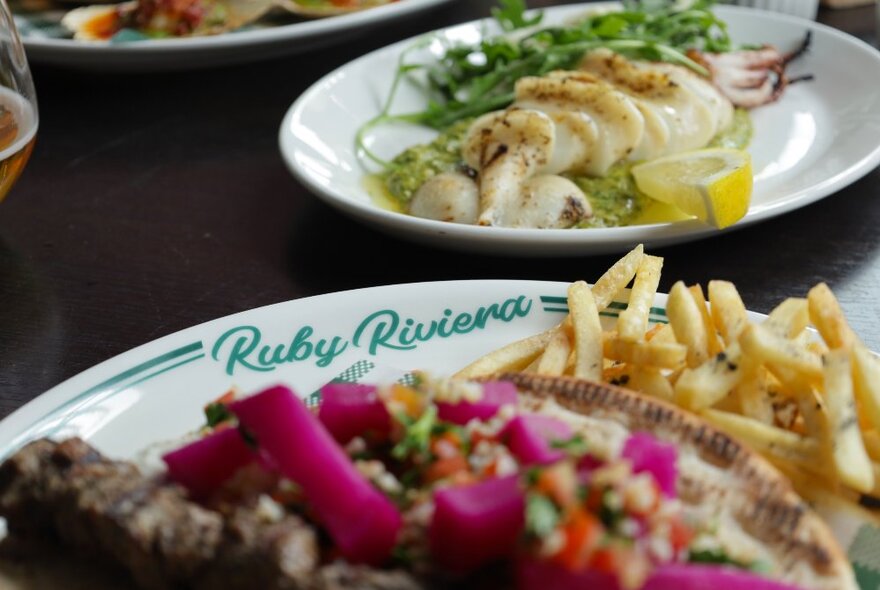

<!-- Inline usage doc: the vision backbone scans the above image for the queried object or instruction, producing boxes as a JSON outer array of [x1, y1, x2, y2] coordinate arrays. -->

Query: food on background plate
[[360, 0, 810, 230], [35, 0, 396, 41], [0, 373, 858, 589], [457, 243, 880, 506]]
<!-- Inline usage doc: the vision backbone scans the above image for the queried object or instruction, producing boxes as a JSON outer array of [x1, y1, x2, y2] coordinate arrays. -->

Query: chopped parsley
[[391, 406, 438, 460], [204, 402, 233, 428], [550, 433, 589, 457], [525, 493, 561, 539], [688, 548, 772, 573]]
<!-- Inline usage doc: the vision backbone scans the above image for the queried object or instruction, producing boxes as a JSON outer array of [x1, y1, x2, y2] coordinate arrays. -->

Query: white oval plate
[[16, 0, 455, 71], [279, 3, 880, 256], [0, 279, 878, 585], [0, 280, 687, 459]]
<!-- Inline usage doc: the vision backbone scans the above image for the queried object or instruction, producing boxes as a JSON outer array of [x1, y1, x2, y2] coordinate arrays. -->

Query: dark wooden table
[[0, 1, 877, 418]]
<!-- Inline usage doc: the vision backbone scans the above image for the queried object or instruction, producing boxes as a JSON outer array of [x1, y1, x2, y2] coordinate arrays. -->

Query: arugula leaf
[[357, 0, 733, 159], [492, 0, 542, 32]]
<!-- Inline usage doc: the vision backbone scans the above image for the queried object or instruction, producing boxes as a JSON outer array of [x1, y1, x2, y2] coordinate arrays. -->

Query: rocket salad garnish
[[358, 0, 733, 166]]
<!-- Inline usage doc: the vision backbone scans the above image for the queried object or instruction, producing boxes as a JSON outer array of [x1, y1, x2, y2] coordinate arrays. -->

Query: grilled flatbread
[[503, 372, 857, 590], [0, 375, 859, 590]]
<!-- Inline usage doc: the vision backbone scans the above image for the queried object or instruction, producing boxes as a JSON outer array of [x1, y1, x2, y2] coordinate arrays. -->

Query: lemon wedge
[[631, 148, 753, 229]]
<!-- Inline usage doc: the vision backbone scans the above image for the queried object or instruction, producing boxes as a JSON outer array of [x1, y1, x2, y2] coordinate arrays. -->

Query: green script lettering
[[211, 325, 348, 375], [352, 296, 533, 354]]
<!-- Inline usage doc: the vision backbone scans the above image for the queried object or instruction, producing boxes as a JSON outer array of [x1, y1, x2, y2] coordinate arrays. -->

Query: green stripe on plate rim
[[540, 295, 668, 318], [0, 342, 205, 460]]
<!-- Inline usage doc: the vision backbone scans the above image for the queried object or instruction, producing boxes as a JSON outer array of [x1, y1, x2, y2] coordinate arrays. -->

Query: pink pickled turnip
[[517, 558, 618, 590], [517, 561, 804, 590], [621, 432, 677, 497], [162, 426, 257, 500], [436, 381, 518, 425], [643, 564, 804, 590], [318, 382, 390, 443], [430, 475, 525, 572], [502, 414, 574, 465], [229, 385, 402, 565]]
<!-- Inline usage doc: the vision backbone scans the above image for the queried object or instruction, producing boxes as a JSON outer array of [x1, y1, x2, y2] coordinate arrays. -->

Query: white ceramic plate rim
[[2, 279, 879, 583], [0, 279, 698, 457], [279, 3, 880, 255], [19, 0, 453, 55]]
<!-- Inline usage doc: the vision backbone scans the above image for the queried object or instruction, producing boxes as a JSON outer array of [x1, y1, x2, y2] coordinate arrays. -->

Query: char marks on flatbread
[[503, 372, 857, 590]]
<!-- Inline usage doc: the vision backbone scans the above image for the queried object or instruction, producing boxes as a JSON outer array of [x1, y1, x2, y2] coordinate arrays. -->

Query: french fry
[[708, 280, 748, 346], [617, 255, 663, 342], [666, 281, 709, 368], [604, 335, 687, 370], [852, 344, 880, 434], [455, 325, 557, 379], [739, 324, 823, 383], [568, 281, 603, 381], [674, 343, 743, 410], [808, 282, 857, 351], [873, 462, 880, 499], [455, 249, 880, 501], [712, 391, 742, 414], [701, 409, 822, 470], [772, 397, 800, 430], [791, 388, 838, 483], [603, 362, 632, 384], [591, 244, 644, 312], [689, 284, 723, 357], [628, 366, 675, 401], [646, 323, 676, 345], [773, 459, 875, 524], [537, 323, 573, 377], [764, 361, 815, 399], [864, 430, 880, 462], [823, 349, 875, 494], [522, 355, 543, 374], [763, 297, 809, 339], [734, 362, 775, 425]]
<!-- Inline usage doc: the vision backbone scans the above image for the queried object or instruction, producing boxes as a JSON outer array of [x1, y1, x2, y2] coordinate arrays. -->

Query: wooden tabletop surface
[[0, 0, 877, 418]]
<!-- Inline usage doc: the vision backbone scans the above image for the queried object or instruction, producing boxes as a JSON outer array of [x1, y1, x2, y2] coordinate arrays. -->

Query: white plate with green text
[[0, 280, 880, 590], [0, 280, 878, 587], [279, 3, 880, 256]]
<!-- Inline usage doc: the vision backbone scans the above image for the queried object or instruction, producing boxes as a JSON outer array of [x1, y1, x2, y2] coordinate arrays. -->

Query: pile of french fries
[[456, 244, 880, 501]]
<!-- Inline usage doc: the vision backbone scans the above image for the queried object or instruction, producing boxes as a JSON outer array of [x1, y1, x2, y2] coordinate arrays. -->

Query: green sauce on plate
[[371, 108, 753, 228]]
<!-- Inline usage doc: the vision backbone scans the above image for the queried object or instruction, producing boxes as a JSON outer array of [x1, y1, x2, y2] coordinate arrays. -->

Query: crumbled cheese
[[425, 374, 483, 404], [494, 452, 519, 477], [345, 436, 367, 456], [618, 517, 641, 539], [255, 494, 285, 524], [538, 529, 566, 557], [591, 461, 632, 488], [647, 534, 674, 562], [355, 459, 403, 495], [623, 472, 659, 514]]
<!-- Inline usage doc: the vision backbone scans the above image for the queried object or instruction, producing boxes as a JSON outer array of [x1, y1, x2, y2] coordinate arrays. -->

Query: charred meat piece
[[0, 438, 427, 590], [0, 438, 224, 589], [194, 502, 319, 590], [311, 562, 424, 590]]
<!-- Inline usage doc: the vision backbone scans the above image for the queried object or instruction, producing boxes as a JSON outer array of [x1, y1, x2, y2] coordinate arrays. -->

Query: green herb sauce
[[709, 108, 753, 149], [383, 118, 474, 204], [378, 108, 753, 228]]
